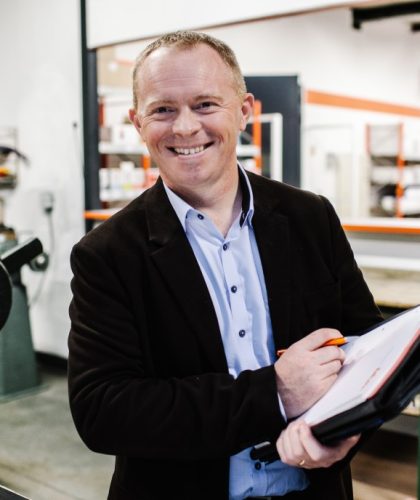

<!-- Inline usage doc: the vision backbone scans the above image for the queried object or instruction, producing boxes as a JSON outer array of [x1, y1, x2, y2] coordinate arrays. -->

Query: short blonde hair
[[132, 30, 247, 109]]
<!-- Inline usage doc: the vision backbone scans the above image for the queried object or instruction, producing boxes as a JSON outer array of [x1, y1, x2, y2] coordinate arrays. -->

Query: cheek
[[141, 123, 163, 147], [207, 112, 242, 137]]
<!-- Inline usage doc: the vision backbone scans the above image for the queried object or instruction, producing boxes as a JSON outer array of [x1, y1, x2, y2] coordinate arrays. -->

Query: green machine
[[0, 237, 44, 398], [0, 143, 49, 399]]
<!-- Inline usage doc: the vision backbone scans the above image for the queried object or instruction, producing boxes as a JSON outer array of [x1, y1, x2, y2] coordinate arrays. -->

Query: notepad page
[[302, 306, 420, 426]]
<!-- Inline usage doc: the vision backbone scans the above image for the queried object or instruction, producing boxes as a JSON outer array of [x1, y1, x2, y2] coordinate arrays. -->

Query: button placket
[[220, 227, 254, 371]]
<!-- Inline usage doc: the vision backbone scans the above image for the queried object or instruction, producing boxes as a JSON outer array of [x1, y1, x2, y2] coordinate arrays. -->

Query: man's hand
[[274, 329, 345, 418], [276, 419, 360, 469]]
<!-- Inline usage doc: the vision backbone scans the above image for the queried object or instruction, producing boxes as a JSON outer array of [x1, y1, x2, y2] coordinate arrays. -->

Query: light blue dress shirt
[[163, 167, 308, 499]]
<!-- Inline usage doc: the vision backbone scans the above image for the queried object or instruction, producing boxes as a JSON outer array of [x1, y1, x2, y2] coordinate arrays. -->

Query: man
[[68, 31, 381, 500]]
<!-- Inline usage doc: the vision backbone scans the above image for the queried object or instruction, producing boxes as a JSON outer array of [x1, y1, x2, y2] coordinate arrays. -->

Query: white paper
[[302, 306, 420, 426]]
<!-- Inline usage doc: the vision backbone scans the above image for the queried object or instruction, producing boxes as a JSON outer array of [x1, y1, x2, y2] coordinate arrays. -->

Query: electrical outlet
[[40, 191, 54, 214]]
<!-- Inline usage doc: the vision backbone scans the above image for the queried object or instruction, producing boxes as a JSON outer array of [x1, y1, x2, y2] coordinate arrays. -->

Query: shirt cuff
[[277, 393, 287, 421]]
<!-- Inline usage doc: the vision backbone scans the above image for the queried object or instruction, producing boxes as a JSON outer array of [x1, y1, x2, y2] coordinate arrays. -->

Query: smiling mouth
[[168, 142, 213, 156]]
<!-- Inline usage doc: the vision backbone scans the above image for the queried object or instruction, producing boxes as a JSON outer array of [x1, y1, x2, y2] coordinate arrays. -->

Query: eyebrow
[[193, 94, 228, 107], [146, 100, 175, 109], [145, 93, 224, 110], [194, 94, 223, 101]]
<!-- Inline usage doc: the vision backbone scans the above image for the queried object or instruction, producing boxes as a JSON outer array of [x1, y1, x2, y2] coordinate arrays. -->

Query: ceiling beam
[[352, 1, 420, 29]]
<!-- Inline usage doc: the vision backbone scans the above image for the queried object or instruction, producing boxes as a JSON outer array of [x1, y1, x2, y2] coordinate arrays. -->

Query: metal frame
[[80, 0, 100, 231], [248, 113, 283, 182]]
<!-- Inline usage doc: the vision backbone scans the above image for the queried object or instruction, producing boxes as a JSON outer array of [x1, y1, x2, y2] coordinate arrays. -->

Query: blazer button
[[239, 330, 246, 338]]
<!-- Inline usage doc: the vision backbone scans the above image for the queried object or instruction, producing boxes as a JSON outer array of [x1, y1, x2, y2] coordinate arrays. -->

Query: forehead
[[136, 44, 237, 102]]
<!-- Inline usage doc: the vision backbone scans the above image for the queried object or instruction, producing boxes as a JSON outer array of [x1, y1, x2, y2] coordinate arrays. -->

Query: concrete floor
[[0, 359, 416, 500], [0, 360, 113, 500]]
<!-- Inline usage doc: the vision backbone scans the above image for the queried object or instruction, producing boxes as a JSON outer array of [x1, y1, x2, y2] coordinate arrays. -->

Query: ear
[[129, 108, 142, 136], [239, 93, 255, 131]]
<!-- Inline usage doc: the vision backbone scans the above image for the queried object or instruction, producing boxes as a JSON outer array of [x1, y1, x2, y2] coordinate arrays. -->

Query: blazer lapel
[[251, 176, 293, 351], [145, 180, 228, 372]]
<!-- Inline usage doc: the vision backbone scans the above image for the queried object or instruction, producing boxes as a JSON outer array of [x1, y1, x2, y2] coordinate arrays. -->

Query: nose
[[172, 107, 201, 136]]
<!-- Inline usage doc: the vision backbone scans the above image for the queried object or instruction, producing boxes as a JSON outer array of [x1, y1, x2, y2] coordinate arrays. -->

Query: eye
[[148, 105, 175, 116], [196, 101, 216, 111], [154, 106, 172, 114]]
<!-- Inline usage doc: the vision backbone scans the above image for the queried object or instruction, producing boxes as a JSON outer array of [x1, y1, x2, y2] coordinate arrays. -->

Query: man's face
[[129, 44, 253, 194]]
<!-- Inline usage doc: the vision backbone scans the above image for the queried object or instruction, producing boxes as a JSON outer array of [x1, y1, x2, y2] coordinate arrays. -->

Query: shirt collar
[[163, 164, 255, 231], [238, 164, 254, 226]]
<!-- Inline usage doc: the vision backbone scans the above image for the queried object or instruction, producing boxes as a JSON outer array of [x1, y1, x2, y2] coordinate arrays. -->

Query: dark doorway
[[245, 76, 301, 187]]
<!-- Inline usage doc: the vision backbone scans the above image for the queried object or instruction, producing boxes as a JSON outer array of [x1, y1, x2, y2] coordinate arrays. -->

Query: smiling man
[[128, 41, 254, 237], [68, 31, 381, 500]]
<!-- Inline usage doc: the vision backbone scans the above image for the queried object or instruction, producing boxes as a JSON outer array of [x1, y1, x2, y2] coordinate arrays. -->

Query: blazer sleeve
[[68, 239, 285, 460], [321, 195, 382, 333]]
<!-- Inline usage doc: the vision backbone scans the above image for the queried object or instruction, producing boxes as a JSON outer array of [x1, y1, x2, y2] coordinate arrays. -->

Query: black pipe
[[80, 0, 101, 232]]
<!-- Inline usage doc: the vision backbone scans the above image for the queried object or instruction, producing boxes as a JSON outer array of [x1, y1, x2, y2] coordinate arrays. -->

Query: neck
[[169, 168, 242, 237]]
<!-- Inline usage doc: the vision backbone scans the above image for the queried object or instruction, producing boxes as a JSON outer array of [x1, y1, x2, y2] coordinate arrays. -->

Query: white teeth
[[174, 145, 205, 155]]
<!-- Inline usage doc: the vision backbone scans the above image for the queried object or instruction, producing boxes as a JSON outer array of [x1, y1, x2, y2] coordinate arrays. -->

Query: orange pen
[[276, 337, 348, 357]]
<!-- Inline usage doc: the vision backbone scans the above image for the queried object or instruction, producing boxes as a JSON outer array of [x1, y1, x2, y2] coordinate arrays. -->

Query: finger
[[286, 421, 307, 464], [298, 422, 331, 465], [315, 346, 345, 364], [318, 359, 343, 380], [300, 426, 360, 467], [302, 329, 343, 351], [280, 425, 296, 463], [276, 431, 287, 463], [321, 434, 360, 465], [277, 422, 306, 466], [293, 421, 314, 467], [336, 434, 361, 454]]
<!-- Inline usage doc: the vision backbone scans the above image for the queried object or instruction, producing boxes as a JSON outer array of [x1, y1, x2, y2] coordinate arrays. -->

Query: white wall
[[0, 0, 84, 357], [86, 0, 364, 48]]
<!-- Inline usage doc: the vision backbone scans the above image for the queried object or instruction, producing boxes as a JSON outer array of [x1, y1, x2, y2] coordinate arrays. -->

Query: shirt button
[[239, 329, 246, 338], [222, 243, 229, 251], [231, 285, 237, 293], [254, 462, 262, 470], [197, 214, 204, 220]]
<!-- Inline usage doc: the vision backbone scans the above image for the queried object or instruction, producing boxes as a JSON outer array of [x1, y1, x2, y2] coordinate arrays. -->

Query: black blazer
[[68, 172, 381, 500]]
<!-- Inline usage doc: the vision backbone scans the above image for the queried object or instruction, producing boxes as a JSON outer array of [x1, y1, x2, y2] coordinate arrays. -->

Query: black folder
[[251, 307, 420, 463], [311, 335, 419, 445]]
